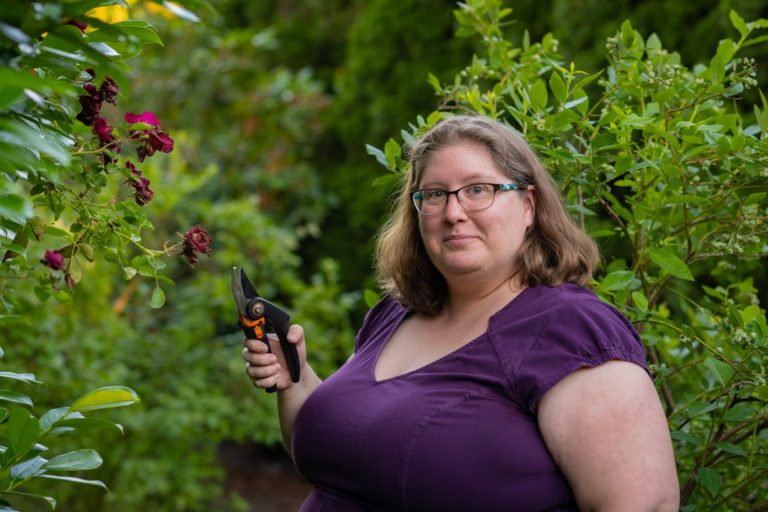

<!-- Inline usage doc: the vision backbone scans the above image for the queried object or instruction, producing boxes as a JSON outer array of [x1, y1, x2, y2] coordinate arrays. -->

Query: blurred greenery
[[1, 0, 767, 510]]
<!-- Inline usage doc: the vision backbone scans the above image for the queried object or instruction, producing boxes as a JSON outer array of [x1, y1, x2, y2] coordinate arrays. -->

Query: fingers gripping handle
[[242, 297, 301, 393], [240, 315, 278, 393]]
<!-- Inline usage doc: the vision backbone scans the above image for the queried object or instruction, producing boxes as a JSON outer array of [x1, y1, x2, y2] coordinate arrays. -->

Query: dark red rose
[[76, 93, 101, 126], [99, 76, 119, 105], [182, 225, 212, 265], [92, 117, 116, 145], [42, 250, 65, 271], [148, 130, 174, 152], [125, 161, 153, 206], [125, 111, 173, 162]]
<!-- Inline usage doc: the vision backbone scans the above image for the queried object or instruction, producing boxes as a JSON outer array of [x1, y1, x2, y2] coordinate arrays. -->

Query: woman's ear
[[523, 184, 535, 228]]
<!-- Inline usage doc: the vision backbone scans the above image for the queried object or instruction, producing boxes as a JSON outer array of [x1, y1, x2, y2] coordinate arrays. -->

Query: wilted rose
[[125, 111, 174, 162], [42, 250, 65, 271], [182, 225, 212, 265], [76, 93, 101, 126], [125, 161, 153, 206], [99, 76, 120, 105], [148, 130, 174, 152], [92, 116, 117, 148]]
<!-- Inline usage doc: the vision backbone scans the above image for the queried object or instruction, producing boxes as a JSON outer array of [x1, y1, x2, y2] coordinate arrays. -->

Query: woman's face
[[417, 141, 534, 284]]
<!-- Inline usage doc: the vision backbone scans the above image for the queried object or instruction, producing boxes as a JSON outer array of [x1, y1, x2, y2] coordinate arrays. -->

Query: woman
[[243, 115, 679, 511]]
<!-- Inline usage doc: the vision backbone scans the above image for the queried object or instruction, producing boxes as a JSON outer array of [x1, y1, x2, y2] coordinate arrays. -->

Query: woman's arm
[[538, 360, 679, 511], [243, 323, 322, 457]]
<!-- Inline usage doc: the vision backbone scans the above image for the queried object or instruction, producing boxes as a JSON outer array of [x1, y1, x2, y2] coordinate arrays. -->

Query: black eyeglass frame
[[410, 182, 524, 215]]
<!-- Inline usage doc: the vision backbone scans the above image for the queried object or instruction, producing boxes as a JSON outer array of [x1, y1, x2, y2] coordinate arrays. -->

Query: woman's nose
[[443, 192, 467, 221]]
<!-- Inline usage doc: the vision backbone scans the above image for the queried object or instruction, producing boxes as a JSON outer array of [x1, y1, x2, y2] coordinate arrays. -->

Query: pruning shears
[[231, 266, 300, 392]]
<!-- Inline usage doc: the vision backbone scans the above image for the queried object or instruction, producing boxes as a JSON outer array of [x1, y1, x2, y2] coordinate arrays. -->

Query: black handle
[[244, 297, 301, 390]]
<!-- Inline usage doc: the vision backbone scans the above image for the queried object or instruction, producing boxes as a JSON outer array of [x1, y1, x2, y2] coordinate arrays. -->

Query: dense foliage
[[369, 2, 768, 508]]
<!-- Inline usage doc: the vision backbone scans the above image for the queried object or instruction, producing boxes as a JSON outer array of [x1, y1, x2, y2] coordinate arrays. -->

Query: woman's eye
[[468, 185, 490, 195]]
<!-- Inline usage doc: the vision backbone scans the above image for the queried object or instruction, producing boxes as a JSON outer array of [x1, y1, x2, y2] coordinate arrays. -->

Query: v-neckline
[[370, 287, 532, 384]]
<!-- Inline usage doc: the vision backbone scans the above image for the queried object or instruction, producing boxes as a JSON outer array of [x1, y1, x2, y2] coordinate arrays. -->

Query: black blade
[[231, 266, 249, 316], [239, 267, 260, 299]]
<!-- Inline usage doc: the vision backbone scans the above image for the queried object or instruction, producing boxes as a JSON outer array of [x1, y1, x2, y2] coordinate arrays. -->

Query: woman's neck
[[442, 276, 525, 324]]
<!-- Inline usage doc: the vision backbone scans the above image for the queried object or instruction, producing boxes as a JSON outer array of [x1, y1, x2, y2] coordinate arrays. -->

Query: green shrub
[[372, 2, 768, 508]]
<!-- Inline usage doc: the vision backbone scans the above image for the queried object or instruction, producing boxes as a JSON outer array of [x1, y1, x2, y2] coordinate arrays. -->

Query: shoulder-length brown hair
[[375, 114, 599, 316]]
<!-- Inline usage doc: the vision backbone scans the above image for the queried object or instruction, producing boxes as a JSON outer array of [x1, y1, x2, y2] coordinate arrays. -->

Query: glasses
[[411, 183, 523, 215]]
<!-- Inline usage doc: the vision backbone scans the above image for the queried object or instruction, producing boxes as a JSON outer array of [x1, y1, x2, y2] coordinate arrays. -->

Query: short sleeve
[[353, 297, 407, 353], [511, 296, 647, 412]]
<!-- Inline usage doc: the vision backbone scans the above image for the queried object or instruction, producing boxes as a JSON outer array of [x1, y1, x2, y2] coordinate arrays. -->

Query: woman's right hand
[[242, 323, 307, 392]]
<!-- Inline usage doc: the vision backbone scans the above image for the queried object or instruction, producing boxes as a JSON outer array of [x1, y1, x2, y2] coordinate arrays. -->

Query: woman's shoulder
[[494, 283, 630, 328], [490, 284, 647, 411], [354, 296, 408, 352]]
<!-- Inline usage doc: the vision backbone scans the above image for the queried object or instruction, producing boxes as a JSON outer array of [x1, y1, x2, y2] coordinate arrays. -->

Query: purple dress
[[292, 284, 648, 511]]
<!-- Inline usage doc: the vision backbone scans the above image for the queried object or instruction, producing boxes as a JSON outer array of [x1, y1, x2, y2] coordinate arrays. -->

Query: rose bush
[[0, 0, 212, 507]]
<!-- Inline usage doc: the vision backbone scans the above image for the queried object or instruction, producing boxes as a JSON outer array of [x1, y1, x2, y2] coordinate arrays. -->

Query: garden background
[[1, 0, 767, 510]]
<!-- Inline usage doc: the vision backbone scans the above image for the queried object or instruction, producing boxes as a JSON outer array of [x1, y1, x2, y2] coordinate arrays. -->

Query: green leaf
[[0, 371, 43, 385], [2, 490, 55, 510], [0, 119, 71, 166], [714, 442, 748, 458], [10, 456, 47, 482], [45, 450, 102, 472], [549, 71, 567, 104], [57, 417, 124, 435], [123, 266, 137, 280], [686, 401, 718, 419], [150, 285, 165, 308], [0, 194, 33, 225], [745, 192, 766, 206], [600, 270, 635, 291], [161, 1, 201, 22], [69, 386, 140, 413], [698, 467, 721, 498], [648, 249, 694, 281], [0, 391, 33, 407], [729, 10, 749, 38], [68, 255, 82, 284], [530, 79, 548, 111], [646, 33, 662, 53], [147, 257, 166, 270], [671, 431, 704, 445], [631, 291, 648, 312], [39, 407, 69, 431], [704, 356, 735, 386], [0, 240, 26, 259], [708, 53, 725, 84], [365, 144, 387, 168], [384, 138, 401, 170], [98, 20, 163, 46], [724, 402, 756, 422], [371, 174, 399, 188], [0, 315, 30, 326], [363, 289, 380, 308], [564, 95, 588, 111], [741, 304, 763, 325], [8, 408, 40, 456], [0, 68, 74, 110], [34, 474, 107, 490], [78, 243, 95, 262], [620, 20, 635, 47]]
